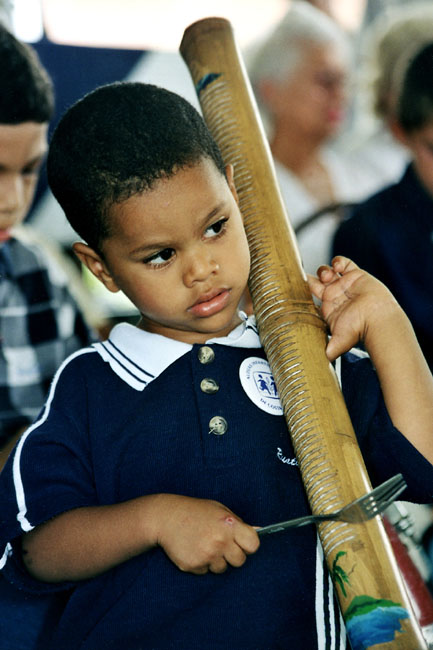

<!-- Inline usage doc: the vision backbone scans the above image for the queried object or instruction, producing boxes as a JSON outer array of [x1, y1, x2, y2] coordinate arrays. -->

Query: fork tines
[[362, 474, 407, 515]]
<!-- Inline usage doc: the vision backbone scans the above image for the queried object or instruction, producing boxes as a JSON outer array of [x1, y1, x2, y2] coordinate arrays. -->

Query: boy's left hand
[[307, 256, 400, 362], [309, 256, 433, 465]]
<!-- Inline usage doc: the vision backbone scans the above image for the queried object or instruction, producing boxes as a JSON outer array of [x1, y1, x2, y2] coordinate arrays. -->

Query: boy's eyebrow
[[23, 153, 47, 169], [129, 202, 227, 257], [0, 152, 47, 173]]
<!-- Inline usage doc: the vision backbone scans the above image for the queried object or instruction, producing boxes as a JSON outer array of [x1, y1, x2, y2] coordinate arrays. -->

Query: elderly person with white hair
[[248, 1, 370, 272]]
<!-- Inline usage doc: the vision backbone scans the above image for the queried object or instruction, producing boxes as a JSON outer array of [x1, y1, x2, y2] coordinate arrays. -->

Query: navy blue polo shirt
[[1, 316, 432, 649]]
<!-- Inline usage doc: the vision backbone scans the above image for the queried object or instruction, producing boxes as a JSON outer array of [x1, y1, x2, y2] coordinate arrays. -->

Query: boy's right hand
[[155, 495, 260, 574], [20, 493, 260, 583]]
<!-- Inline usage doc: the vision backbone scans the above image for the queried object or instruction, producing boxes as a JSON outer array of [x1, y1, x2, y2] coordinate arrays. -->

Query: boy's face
[[0, 122, 48, 241], [403, 122, 433, 197], [76, 158, 251, 344]]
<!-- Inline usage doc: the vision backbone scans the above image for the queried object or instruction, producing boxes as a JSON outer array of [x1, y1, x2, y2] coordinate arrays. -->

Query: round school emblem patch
[[239, 357, 283, 415]]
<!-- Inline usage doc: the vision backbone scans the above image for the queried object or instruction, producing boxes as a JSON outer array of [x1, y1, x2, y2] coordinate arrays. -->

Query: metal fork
[[257, 473, 407, 536]]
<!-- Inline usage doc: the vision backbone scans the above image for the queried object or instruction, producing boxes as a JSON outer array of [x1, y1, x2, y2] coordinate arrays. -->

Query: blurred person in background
[[343, 2, 433, 197], [248, 0, 371, 273], [0, 23, 96, 649], [333, 41, 433, 372]]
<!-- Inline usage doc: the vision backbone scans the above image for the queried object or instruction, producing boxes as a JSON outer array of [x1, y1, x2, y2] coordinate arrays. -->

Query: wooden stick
[[180, 17, 426, 649]]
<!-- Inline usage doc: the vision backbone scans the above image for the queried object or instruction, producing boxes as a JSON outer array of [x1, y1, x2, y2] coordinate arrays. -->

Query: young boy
[[1, 81, 432, 649], [0, 24, 96, 650], [333, 41, 433, 371]]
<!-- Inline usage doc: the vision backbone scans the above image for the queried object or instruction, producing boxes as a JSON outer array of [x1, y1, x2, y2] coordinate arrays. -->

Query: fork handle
[[258, 513, 336, 535]]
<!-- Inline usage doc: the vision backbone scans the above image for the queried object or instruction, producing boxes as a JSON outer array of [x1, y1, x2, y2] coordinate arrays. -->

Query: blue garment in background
[[332, 163, 433, 369]]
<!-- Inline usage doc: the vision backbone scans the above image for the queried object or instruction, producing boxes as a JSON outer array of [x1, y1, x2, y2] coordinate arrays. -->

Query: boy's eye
[[204, 217, 228, 239], [22, 161, 42, 177], [144, 248, 175, 266]]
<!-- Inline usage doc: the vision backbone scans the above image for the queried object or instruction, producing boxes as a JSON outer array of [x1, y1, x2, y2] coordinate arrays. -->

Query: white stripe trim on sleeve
[[0, 543, 12, 569], [12, 348, 96, 533]]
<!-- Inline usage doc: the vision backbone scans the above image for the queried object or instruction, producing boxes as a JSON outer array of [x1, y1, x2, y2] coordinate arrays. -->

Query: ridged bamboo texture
[[180, 18, 426, 649]]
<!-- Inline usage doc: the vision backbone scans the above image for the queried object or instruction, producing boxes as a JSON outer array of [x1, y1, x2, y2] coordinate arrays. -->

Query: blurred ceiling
[[9, 0, 367, 50]]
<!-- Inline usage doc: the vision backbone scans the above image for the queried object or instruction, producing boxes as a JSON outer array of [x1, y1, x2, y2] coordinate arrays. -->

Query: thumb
[[326, 331, 357, 362]]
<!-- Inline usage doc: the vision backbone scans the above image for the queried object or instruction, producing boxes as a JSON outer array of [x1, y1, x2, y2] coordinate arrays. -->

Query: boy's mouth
[[188, 288, 231, 318]]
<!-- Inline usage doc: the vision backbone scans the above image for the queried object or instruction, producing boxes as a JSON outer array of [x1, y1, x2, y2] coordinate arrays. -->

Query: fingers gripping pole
[[180, 18, 426, 649]]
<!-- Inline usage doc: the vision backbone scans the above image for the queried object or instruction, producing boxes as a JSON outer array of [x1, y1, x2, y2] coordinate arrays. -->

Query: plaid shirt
[[0, 233, 96, 444]]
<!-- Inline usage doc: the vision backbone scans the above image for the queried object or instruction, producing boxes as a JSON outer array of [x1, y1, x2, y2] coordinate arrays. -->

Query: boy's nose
[[0, 173, 25, 220], [183, 250, 219, 287]]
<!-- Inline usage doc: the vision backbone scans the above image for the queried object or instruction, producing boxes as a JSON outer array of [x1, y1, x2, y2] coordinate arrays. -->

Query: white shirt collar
[[93, 313, 261, 390]]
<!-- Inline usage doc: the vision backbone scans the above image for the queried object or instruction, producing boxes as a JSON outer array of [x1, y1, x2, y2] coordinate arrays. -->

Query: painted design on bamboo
[[333, 551, 409, 649], [195, 73, 221, 94], [331, 551, 350, 597], [345, 595, 409, 650]]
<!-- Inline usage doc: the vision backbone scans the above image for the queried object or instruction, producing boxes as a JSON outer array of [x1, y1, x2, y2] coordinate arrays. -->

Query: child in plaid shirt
[[0, 25, 95, 466], [0, 23, 95, 650]]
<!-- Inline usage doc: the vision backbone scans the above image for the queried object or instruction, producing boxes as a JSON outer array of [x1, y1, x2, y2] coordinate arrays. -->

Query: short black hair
[[47, 82, 226, 252], [0, 24, 54, 124], [398, 42, 433, 132]]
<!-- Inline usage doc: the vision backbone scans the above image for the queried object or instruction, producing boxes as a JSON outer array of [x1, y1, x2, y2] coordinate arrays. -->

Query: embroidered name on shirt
[[277, 447, 298, 466]]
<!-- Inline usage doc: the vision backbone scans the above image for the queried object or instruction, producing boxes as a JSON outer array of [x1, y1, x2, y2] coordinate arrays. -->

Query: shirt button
[[209, 416, 228, 436], [198, 346, 215, 364], [200, 378, 219, 394]]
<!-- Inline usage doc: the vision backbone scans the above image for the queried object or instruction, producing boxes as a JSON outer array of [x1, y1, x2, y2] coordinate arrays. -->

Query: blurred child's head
[[364, 3, 433, 124], [397, 42, 433, 133], [396, 42, 433, 196], [0, 25, 54, 239], [48, 82, 250, 343], [48, 82, 226, 253], [0, 24, 53, 125]]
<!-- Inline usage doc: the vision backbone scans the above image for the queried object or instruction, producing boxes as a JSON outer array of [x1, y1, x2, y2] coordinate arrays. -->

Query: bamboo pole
[[180, 17, 427, 649]]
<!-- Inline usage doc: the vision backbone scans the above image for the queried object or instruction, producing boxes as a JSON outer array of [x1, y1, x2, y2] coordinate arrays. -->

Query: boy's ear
[[389, 119, 409, 147], [72, 242, 120, 293], [225, 164, 239, 204]]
